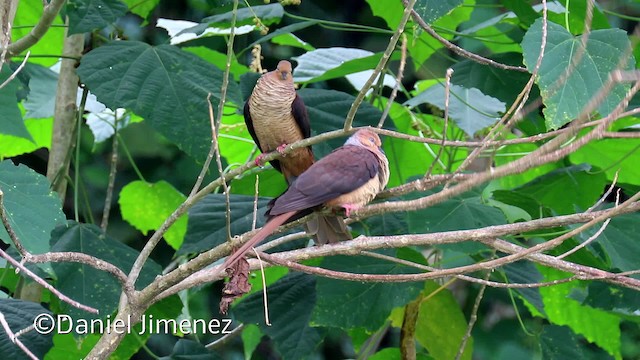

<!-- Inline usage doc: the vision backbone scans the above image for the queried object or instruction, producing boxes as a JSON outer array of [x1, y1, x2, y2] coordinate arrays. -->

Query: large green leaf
[[159, 339, 222, 360], [50, 222, 161, 319], [539, 267, 621, 358], [119, 180, 187, 249], [522, 19, 635, 130], [293, 48, 398, 83], [234, 273, 322, 360], [0, 118, 53, 158], [312, 251, 422, 331], [0, 67, 31, 140], [183, 3, 283, 35], [414, 0, 463, 24], [582, 282, 640, 316], [540, 325, 612, 360], [407, 189, 507, 233], [297, 88, 385, 157], [76, 40, 242, 161], [0, 161, 65, 255], [405, 84, 506, 137], [66, 0, 128, 34], [513, 164, 607, 215], [122, 0, 159, 20], [569, 137, 640, 186], [415, 281, 472, 360], [451, 53, 534, 106], [0, 299, 53, 359], [577, 212, 640, 274], [178, 194, 272, 255]]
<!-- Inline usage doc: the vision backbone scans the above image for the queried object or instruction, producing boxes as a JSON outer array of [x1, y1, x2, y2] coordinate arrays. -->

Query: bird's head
[[275, 60, 293, 81], [347, 129, 384, 153]]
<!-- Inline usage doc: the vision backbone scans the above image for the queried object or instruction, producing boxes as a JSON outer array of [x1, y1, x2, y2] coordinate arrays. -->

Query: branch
[[343, 0, 417, 130], [5, 0, 67, 56], [0, 312, 38, 360], [403, 0, 527, 73]]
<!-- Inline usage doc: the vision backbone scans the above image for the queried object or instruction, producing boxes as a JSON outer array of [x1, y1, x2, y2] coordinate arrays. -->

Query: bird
[[222, 129, 389, 270], [244, 60, 314, 184], [243, 60, 351, 245]]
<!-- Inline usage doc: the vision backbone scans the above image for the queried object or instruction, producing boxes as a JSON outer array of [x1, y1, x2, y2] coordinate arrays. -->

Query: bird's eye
[[369, 137, 375, 143]]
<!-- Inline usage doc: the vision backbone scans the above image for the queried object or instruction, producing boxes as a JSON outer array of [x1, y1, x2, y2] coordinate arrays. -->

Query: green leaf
[[522, 19, 635, 130], [499, 0, 539, 27], [271, 33, 314, 51], [0, 299, 53, 359], [494, 139, 561, 189], [0, 67, 31, 140], [184, 47, 250, 81], [451, 53, 534, 106], [293, 48, 397, 83], [23, 64, 60, 119], [119, 180, 187, 249], [407, 189, 506, 233], [0, 118, 53, 158], [184, 3, 283, 35], [0, 161, 65, 255], [77, 40, 242, 161], [13, 2, 65, 66], [45, 333, 99, 360], [540, 325, 592, 359], [416, 281, 472, 360], [158, 339, 221, 360], [50, 222, 162, 319], [241, 324, 263, 360], [369, 348, 401, 360], [405, 84, 505, 136], [312, 252, 422, 331], [178, 194, 272, 255], [578, 212, 640, 273], [539, 267, 621, 359], [513, 164, 607, 215], [66, 0, 129, 34], [582, 282, 640, 316], [502, 261, 545, 316], [569, 138, 640, 186], [414, 0, 463, 24], [234, 273, 322, 360], [122, 0, 159, 19], [298, 88, 384, 157]]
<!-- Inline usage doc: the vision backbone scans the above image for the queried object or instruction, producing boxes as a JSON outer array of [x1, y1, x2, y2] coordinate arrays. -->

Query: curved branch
[[5, 0, 66, 56]]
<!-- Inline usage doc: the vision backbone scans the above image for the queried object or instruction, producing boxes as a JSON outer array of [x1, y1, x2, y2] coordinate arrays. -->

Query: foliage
[[0, 0, 639, 359]]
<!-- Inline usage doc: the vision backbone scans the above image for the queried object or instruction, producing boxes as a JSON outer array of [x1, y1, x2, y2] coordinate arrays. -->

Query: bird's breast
[[249, 83, 302, 151]]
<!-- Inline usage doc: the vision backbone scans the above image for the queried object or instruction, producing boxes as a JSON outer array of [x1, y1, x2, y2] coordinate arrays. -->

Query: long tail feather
[[221, 211, 297, 270]]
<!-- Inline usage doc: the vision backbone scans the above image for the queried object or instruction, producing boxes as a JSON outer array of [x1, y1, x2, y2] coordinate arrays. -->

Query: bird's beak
[[279, 71, 289, 80]]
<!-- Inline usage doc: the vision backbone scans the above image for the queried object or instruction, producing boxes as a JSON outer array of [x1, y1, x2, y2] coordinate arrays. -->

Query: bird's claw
[[342, 204, 360, 218], [254, 154, 268, 167], [276, 144, 289, 156]]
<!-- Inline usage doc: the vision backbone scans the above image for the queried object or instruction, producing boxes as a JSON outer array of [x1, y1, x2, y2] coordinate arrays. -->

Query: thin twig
[[377, 34, 407, 128], [0, 189, 28, 256], [0, 312, 38, 360], [454, 271, 489, 360], [403, 0, 526, 73], [6, 0, 66, 56], [100, 114, 120, 232], [0, 51, 29, 90], [0, 247, 99, 313], [426, 67, 453, 177], [344, 0, 417, 130]]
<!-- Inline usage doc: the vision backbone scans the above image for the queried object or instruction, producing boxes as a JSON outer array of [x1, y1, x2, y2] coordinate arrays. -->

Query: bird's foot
[[276, 143, 289, 156], [254, 153, 268, 167], [342, 204, 361, 218]]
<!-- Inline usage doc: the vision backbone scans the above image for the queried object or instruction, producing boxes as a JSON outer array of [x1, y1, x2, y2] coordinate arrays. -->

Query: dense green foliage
[[1, 0, 640, 359]]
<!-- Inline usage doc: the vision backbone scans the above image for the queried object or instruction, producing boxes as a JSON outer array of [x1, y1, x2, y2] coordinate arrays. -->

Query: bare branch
[[0, 312, 38, 360], [5, 0, 67, 56]]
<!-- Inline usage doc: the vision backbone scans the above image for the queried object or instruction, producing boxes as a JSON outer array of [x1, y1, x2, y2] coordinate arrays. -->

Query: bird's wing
[[268, 146, 379, 215], [291, 94, 311, 139]]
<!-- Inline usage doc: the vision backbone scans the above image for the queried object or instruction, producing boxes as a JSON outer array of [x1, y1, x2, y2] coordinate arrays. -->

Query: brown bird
[[244, 60, 313, 183], [244, 60, 350, 244], [222, 129, 389, 270]]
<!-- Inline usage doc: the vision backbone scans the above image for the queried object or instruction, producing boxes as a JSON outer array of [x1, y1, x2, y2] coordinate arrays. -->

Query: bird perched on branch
[[244, 60, 351, 244], [244, 60, 313, 183], [222, 129, 389, 270]]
